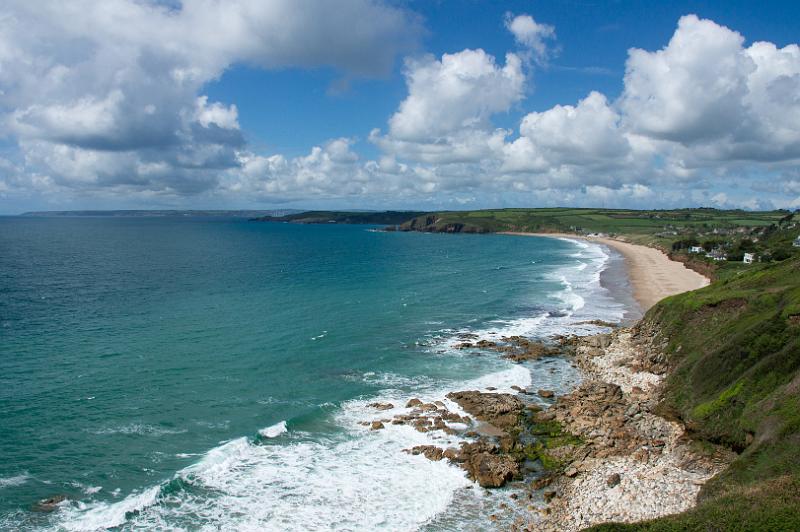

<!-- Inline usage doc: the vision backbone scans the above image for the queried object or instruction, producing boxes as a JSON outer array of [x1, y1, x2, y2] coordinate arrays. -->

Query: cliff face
[[602, 255, 800, 530], [396, 214, 491, 233]]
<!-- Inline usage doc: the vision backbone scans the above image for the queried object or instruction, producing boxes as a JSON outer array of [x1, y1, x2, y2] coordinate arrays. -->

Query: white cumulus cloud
[[505, 13, 556, 63], [0, 0, 421, 202], [4, 7, 800, 211]]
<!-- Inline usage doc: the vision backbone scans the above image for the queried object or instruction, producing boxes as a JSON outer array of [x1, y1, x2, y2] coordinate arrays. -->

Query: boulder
[[585, 334, 611, 348], [531, 474, 556, 490], [33, 495, 68, 512], [368, 402, 394, 411], [538, 389, 555, 398], [464, 451, 520, 488], [370, 421, 385, 430], [446, 391, 524, 430], [502, 339, 562, 362], [443, 447, 462, 462], [406, 398, 423, 408], [606, 473, 621, 488], [408, 445, 444, 461]]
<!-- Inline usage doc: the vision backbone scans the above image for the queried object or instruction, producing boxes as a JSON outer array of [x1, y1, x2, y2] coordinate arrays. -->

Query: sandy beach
[[500, 232, 710, 311]]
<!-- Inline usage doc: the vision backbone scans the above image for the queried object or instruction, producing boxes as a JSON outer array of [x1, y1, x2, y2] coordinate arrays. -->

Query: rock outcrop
[[33, 495, 68, 512], [462, 447, 521, 488], [532, 329, 733, 531], [445, 391, 524, 431], [379, 389, 532, 488]]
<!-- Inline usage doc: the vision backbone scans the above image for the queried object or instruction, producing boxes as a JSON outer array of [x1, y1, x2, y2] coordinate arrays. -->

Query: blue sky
[[207, 1, 800, 155], [1, 0, 800, 213]]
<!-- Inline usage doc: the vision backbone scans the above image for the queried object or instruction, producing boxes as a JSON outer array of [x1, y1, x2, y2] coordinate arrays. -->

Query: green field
[[396, 207, 788, 241]]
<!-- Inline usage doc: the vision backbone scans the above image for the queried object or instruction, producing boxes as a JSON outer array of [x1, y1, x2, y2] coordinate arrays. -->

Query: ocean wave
[[428, 236, 625, 359], [57, 485, 161, 531], [0, 473, 30, 489], [555, 274, 586, 313], [49, 362, 538, 531], [68, 481, 103, 496], [89, 423, 187, 437], [54, 433, 471, 531], [258, 420, 288, 439], [549, 238, 625, 326], [340, 370, 445, 394]]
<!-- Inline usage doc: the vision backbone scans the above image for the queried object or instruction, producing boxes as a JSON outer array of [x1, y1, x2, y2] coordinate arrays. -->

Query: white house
[[689, 246, 704, 253], [706, 249, 727, 261], [743, 252, 755, 264]]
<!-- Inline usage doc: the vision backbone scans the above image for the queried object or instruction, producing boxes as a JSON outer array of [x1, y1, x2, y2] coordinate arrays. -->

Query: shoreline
[[491, 231, 722, 529], [596, 242, 642, 325], [396, 231, 720, 529], [499, 232, 710, 312]]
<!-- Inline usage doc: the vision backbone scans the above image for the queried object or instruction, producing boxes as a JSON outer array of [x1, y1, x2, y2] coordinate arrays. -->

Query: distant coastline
[[19, 209, 304, 218]]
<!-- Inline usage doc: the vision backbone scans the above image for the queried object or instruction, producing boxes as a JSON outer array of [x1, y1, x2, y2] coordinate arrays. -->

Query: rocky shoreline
[[364, 327, 733, 530], [533, 327, 733, 530]]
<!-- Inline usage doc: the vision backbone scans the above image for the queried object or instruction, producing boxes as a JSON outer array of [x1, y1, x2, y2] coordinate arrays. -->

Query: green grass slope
[[398, 207, 786, 239], [589, 256, 800, 531], [253, 210, 426, 225]]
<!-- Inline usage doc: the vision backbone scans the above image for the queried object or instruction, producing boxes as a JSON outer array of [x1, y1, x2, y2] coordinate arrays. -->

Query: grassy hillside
[[253, 210, 425, 225], [590, 255, 800, 531], [398, 208, 799, 277], [397, 207, 786, 240]]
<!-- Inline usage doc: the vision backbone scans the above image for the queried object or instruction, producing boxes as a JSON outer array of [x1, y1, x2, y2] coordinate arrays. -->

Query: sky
[[1, 0, 800, 214]]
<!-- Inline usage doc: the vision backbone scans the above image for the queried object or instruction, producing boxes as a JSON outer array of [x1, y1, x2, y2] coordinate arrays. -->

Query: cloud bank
[[1, 5, 799, 211], [0, 0, 420, 203]]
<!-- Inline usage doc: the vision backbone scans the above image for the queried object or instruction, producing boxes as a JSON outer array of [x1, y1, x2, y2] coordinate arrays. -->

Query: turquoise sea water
[[0, 217, 632, 530]]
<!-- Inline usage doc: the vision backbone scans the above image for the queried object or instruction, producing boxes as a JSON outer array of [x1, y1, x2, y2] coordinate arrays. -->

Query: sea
[[0, 216, 638, 531]]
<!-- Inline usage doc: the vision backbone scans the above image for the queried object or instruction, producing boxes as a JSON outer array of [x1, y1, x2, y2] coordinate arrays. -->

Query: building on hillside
[[706, 249, 727, 261], [689, 245, 704, 253], [743, 252, 755, 264], [794, 236, 800, 247]]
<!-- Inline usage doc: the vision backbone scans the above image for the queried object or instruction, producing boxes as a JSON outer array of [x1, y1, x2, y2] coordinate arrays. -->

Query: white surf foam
[[89, 423, 187, 436], [0, 473, 30, 489], [50, 362, 534, 531], [434, 238, 624, 356], [58, 485, 161, 531], [258, 420, 288, 439]]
